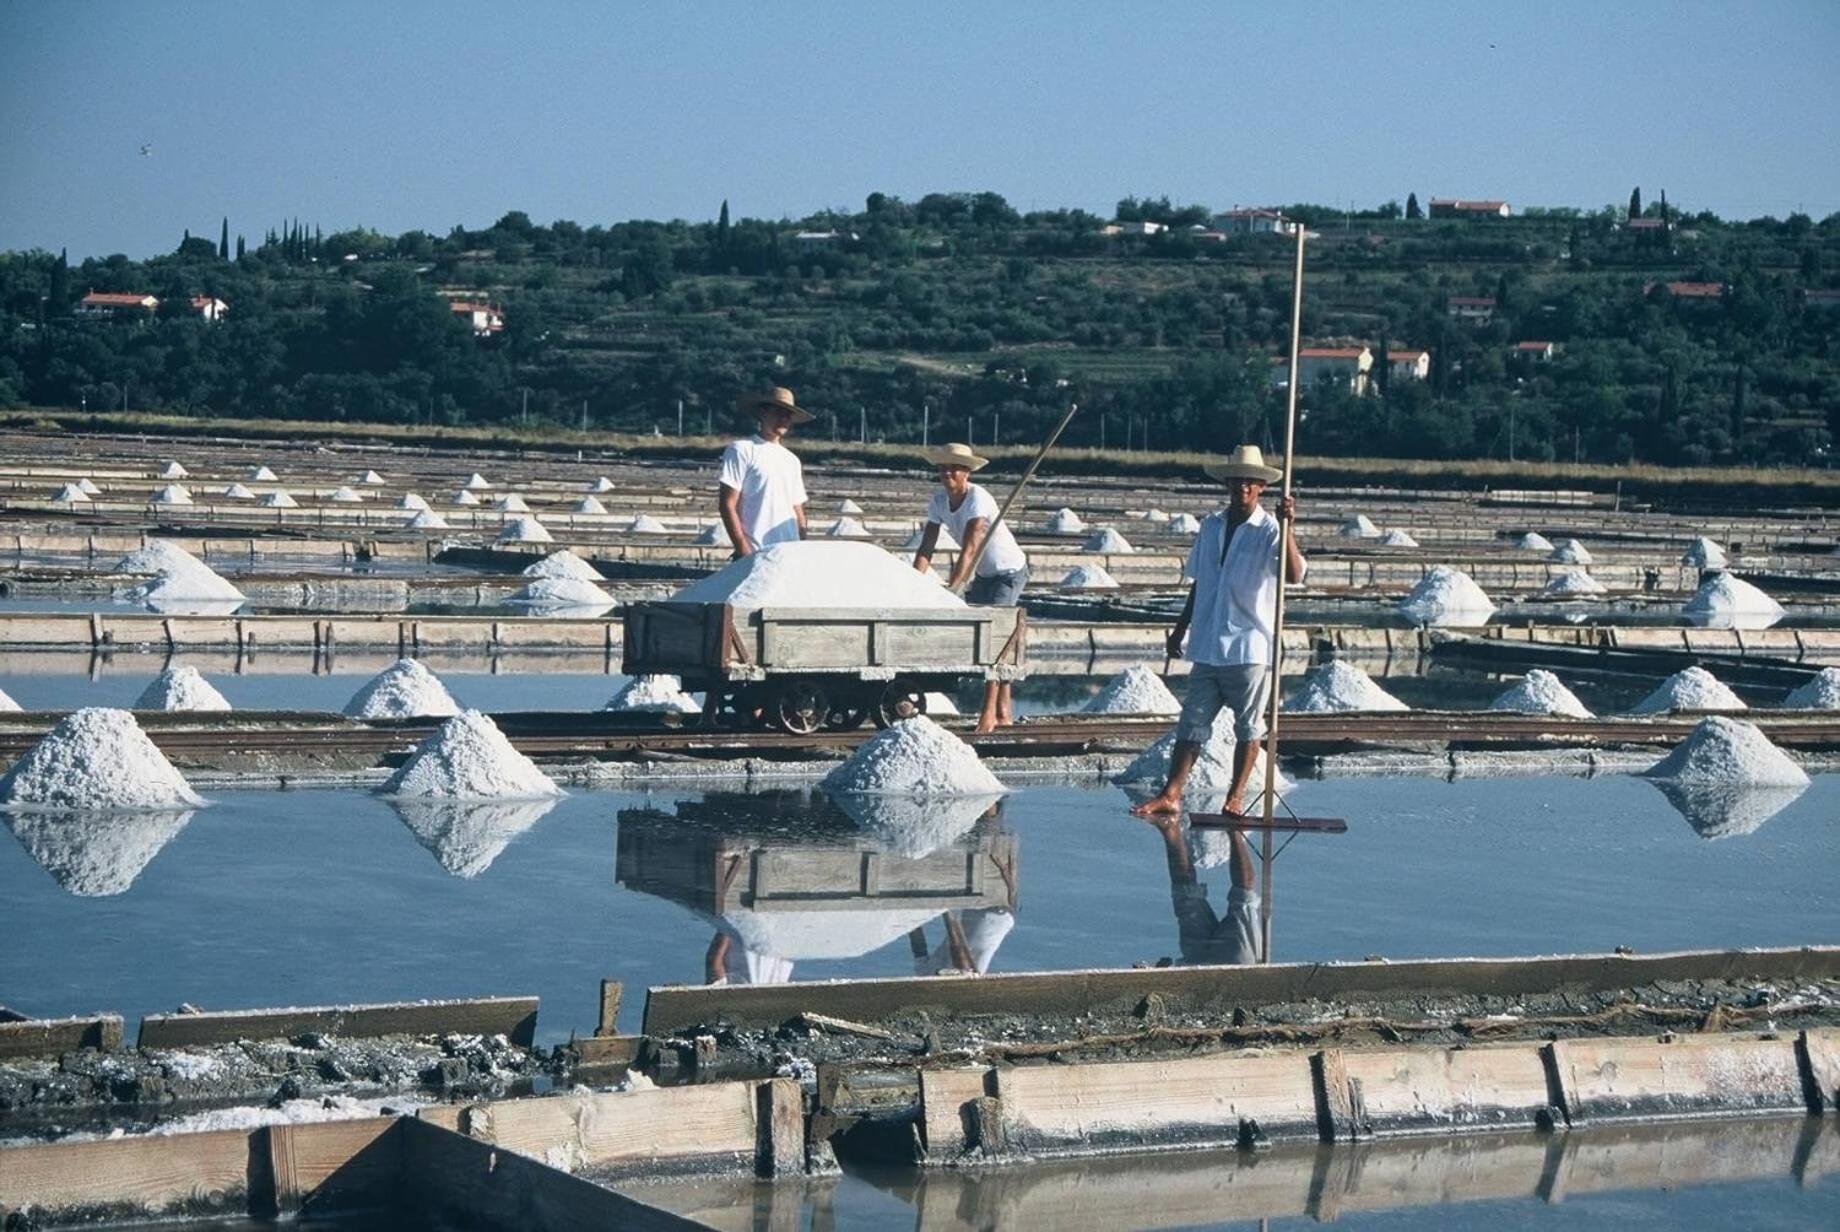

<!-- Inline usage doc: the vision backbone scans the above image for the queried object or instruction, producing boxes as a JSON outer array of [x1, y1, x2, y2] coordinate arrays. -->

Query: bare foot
[[1129, 792, 1183, 817], [1220, 796, 1247, 817], [975, 715, 998, 734]]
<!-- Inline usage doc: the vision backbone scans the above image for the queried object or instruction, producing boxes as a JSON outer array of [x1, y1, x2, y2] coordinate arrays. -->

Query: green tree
[[219, 218, 229, 260], [1405, 192, 1422, 221], [1629, 187, 1641, 220]]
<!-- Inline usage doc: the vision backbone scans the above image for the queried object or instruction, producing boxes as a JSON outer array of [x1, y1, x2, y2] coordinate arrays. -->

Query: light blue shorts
[[1177, 662, 1269, 745]]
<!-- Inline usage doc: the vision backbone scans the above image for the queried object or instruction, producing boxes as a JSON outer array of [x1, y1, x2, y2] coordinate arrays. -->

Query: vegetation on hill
[[0, 192, 1835, 468]]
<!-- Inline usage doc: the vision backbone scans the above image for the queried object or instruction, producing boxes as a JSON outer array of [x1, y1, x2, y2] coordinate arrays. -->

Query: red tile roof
[[1448, 296, 1497, 307], [1513, 340, 1554, 350], [80, 291, 156, 306]]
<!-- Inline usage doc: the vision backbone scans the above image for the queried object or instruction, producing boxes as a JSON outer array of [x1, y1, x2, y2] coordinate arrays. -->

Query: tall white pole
[[923, 403, 930, 446]]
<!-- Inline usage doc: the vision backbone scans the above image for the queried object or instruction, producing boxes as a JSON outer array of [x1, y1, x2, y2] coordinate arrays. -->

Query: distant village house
[[1511, 340, 1556, 362], [1216, 207, 1297, 235], [76, 291, 159, 318], [1271, 346, 1373, 395], [1387, 348, 1431, 382], [190, 296, 228, 322], [1804, 288, 1840, 310], [1429, 198, 1511, 220], [1099, 220, 1166, 237], [1446, 295, 1497, 325], [1645, 281, 1726, 302]]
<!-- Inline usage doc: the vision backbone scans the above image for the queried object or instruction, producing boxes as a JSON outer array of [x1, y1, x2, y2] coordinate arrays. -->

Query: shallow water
[[2, 775, 1833, 1042]]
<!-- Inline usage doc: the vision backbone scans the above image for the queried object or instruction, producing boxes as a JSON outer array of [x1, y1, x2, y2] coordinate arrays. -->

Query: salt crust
[[1551, 539, 1593, 564], [248, 465, 277, 480], [380, 711, 563, 800], [452, 489, 481, 506], [826, 516, 871, 537], [1643, 716, 1808, 787], [1683, 572, 1783, 619], [628, 513, 667, 533], [1339, 514, 1379, 538], [1169, 513, 1201, 534], [1046, 508, 1086, 532], [1380, 528, 1419, 547], [497, 516, 553, 544], [0, 687, 19, 711], [1083, 527, 1134, 553], [1397, 566, 1497, 626], [524, 549, 605, 582], [3, 806, 194, 895], [343, 659, 461, 719], [495, 494, 529, 513], [330, 486, 363, 502], [695, 521, 732, 546], [1490, 669, 1592, 719], [1083, 665, 1180, 715], [151, 484, 192, 505], [223, 483, 255, 499], [1059, 563, 1120, 589], [392, 797, 558, 878], [1543, 570, 1606, 596], [135, 665, 232, 712], [672, 541, 966, 610], [261, 490, 297, 508], [160, 461, 189, 479], [53, 483, 89, 501], [1114, 710, 1289, 798], [407, 510, 448, 529], [1784, 667, 1840, 710], [1629, 666, 1745, 714], [1515, 532, 1554, 551], [822, 715, 1004, 795], [604, 674, 701, 714], [397, 493, 429, 510], [1682, 537, 1729, 568], [512, 576, 613, 607], [1285, 661, 1408, 712], [838, 498, 864, 514], [0, 707, 204, 810], [573, 496, 607, 515]]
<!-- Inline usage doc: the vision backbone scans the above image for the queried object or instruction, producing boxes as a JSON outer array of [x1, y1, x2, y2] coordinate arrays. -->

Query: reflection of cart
[[621, 601, 1027, 734]]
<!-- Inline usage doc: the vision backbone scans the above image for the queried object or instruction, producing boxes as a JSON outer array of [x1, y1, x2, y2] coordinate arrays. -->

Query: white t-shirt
[[925, 483, 1027, 577], [718, 435, 807, 549], [1182, 504, 1304, 666]]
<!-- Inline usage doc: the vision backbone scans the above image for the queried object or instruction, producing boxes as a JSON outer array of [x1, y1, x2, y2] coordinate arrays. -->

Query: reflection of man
[[909, 908, 1015, 975], [705, 925, 794, 985], [718, 386, 813, 557], [1139, 815, 1265, 966]]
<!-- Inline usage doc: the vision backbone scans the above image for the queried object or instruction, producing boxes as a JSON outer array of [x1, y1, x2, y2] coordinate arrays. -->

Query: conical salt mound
[[628, 513, 667, 533], [523, 549, 604, 582], [1082, 527, 1134, 553], [223, 482, 255, 499], [1083, 665, 1180, 715], [361, 470, 386, 485], [1285, 661, 1409, 712], [903, 523, 959, 550], [1629, 666, 1745, 714], [397, 493, 429, 510], [512, 576, 612, 607], [1643, 717, 1808, 787], [826, 516, 870, 538], [1114, 711, 1290, 799], [135, 665, 232, 712], [1046, 508, 1086, 533], [1683, 573, 1783, 624], [261, 490, 298, 508], [673, 542, 965, 610], [1339, 514, 1380, 538], [1059, 563, 1120, 589], [604, 674, 700, 714], [1490, 669, 1592, 718], [497, 516, 553, 544], [330, 486, 363, 502], [1145, 509, 1170, 523], [1380, 528, 1418, 547], [823, 715, 1004, 795], [344, 659, 461, 720], [1397, 566, 1496, 626], [248, 465, 277, 481], [0, 686, 20, 711], [465, 473, 493, 490], [0, 708, 204, 810], [1169, 513, 1201, 534], [391, 797, 557, 878], [380, 711, 563, 799], [452, 489, 481, 506], [588, 476, 616, 493], [1515, 532, 1554, 552], [1543, 570, 1605, 596], [160, 461, 189, 479], [117, 540, 245, 606], [1784, 667, 1840, 710], [495, 493, 529, 513], [573, 496, 607, 514], [53, 483, 90, 502], [1682, 537, 1728, 568], [695, 521, 732, 547], [151, 484, 192, 505], [4, 807, 196, 896], [77, 477, 102, 495], [407, 509, 449, 529], [838, 498, 864, 515], [1551, 539, 1593, 564]]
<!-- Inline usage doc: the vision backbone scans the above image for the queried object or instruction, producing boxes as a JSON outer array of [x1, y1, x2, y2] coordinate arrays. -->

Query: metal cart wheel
[[824, 702, 870, 731], [871, 679, 928, 729], [772, 679, 831, 736]]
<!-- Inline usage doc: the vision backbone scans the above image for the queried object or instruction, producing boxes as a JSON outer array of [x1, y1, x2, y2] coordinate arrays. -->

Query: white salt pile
[[397, 493, 429, 510], [1083, 527, 1134, 553], [391, 797, 558, 878], [573, 496, 608, 515], [343, 659, 460, 720], [524, 549, 605, 582], [135, 666, 232, 712], [1489, 669, 1592, 719], [604, 674, 701, 714], [1683, 573, 1783, 623], [1285, 661, 1408, 712], [628, 513, 667, 533], [223, 483, 255, 499], [1046, 508, 1086, 533], [248, 465, 277, 481], [407, 509, 449, 529], [495, 493, 530, 513], [497, 516, 553, 544], [1114, 711, 1289, 799], [1543, 570, 1606, 596], [823, 715, 1004, 795], [0, 686, 19, 711], [1515, 532, 1554, 552], [838, 498, 864, 515], [1397, 566, 1497, 626], [330, 486, 363, 503], [3, 807, 195, 896], [903, 523, 959, 550], [117, 541, 246, 607], [695, 521, 732, 547], [1629, 666, 1746, 714], [151, 484, 193, 505], [673, 542, 965, 610], [53, 483, 90, 502], [0, 708, 204, 810], [261, 490, 298, 508], [1784, 667, 1840, 710], [118, 539, 206, 577], [361, 469, 386, 485], [1059, 563, 1121, 589], [1682, 537, 1729, 568], [512, 576, 613, 608], [1380, 528, 1419, 547], [1169, 513, 1200, 534], [160, 461, 189, 479], [1082, 665, 1180, 715], [1339, 514, 1380, 538], [1643, 716, 1808, 787], [924, 692, 960, 715], [465, 473, 493, 490], [451, 489, 481, 506], [77, 478, 102, 495], [380, 711, 563, 800], [1551, 539, 1594, 564], [826, 516, 871, 538], [588, 476, 616, 493]]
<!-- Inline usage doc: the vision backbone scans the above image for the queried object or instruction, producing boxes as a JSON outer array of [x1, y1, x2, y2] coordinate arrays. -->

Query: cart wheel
[[772, 679, 830, 736], [824, 703, 869, 731], [872, 680, 928, 729]]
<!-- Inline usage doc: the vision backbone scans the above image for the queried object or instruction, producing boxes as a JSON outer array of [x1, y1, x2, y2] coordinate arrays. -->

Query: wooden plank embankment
[[0, 1015, 123, 1060], [136, 995, 538, 1050]]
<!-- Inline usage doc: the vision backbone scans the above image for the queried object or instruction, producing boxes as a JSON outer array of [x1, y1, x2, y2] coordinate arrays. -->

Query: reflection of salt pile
[[524, 549, 605, 582], [344, 659, 460, 719], [117, 541, 246, 608], [1083, 527, 1134, 553], [1380, 528, 1418, 547], [838, 498, 865, 515], [823, 715, 1004, 795], [4, 807, 196, 897], [330, 486, 363, 503], [573, 496, 607, 515], [1285, 661, 1408, 712], [903, 523, 959, 550], [604, 674, 700, 714], [53, 483, 90, 502], [511, 576, 613, 608], [1047, 508, 1086, 533], [160, 461, 189, 479], [0, 708, 205, 810], [1630, 666, 1745, 714], [1490, 669, 1592, 718], [1169, 512, 1200, 534], [380, 711, 563, 800], [695, 521, 731, 547], [151, 484, 193, 505], [1339, 514, 1380, 538], [1397, 566, 1496, 626], [407, 509, 448, 529], [1683, 573, 1783, 629], [1784, 667, 1840, 710], [0, 686, 19, 711], [1649, 779, 1807, 841], [135, 665, 232, 712], [1083, 665, 1180, 715], [261, 490, 298, 508], [1059, 563, 1120, 589], [1114, 711, 1289, 798], [672, 541, 965, 610], [1645, 716, 1807, 787], [1515, 532, 1553, 552], [1543, 570, 1606, 596], [826, 516, 871, 538], [628, 513, 667, 533], [495, 493, 530, 513], [390, 797, 558, 878], [497, 516, 553, 544], [828, 791, 998, 860], [397, 493, 429, 510], [1551, 539, 1593, 564], [452, 489, 481, 506], [1682, 537, 1729, 568]]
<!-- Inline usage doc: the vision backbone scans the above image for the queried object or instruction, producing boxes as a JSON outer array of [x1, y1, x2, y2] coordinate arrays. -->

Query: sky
[[2, 1, 1837, 260]]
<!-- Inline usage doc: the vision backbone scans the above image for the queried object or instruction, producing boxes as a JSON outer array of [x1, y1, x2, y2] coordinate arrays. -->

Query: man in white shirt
[[718, 386, 813, 556], [1131, 445, 1305, 818]]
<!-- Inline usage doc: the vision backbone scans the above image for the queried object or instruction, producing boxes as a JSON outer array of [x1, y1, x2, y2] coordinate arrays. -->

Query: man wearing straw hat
[[1130, 445, 1305, 818], [718, 386, 814, 556], [912, 441, 1030, 732]]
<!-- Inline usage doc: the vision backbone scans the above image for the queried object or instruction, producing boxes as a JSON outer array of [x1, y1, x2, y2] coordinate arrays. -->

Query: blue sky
[[2, 1, 1836, 259]]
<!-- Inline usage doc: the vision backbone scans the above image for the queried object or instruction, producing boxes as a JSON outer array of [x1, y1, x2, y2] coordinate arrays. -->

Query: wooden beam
[[465, 1082, 761, 1175], [259, 1117, 400, 1217], [0, 1128, 251, 1220], [137, 995, 538, 1049], [597, 980, 624, 1036], [0, 1014, 123, 1060], [1546, 1034, 1806, 1123], [755, 1078, 805, 1178]]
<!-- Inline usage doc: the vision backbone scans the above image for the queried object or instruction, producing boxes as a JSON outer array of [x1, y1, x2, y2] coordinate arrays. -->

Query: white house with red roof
[[1217, 207, 1296, 235], [1271, 346, 1372, 394], [1447, 295, 1497, 325], [1387, 348, 1431, 382], [190, 295, 228, 322], [76, 291, 159, 318], [1429, 198, 1511, 219]]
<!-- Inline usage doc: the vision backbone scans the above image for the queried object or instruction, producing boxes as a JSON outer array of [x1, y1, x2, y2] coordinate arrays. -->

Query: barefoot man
[[1130, 445, 1305, 817], [718, 386, 814, 557]]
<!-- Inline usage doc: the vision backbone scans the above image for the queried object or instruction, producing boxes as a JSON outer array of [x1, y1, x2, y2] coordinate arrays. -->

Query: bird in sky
[[139, 143, 152, 156]]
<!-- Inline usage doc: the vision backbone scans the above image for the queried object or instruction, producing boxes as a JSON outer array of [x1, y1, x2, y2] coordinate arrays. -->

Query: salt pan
[[151, 484, 193, 505], [344, 659, 460, 719], [407, 509, 448, 529], [1083, 665, 1180, 715], [1059, 563, 1120, 589], [573, 496, 607, 514], [52, 483, 90, 502], [1551, 539, 1593, 564], [497, 516, 553, 544], [1339, 514, 1380, 538], [1397, 566, 1497, 626], [1046, 508, 1086, 532], [397, 493, 429, 510], [524, 549, 605, 582], [0, 708, 204, 810], [1083, 527, 1134, 553], [392, 797, 557, 878], [380, 711, 563, 800], [330, 486, 363, 502], [1784, 667, 1840, 710], [1543, 570, 1606, 596], [495, 494, 530, 513], [261, 490, 298, 508], [1682, 537, 1728, 568], [1489, 669, 1592, 718], [1285, 661, 1408, 712], [1629, 666, 1745, 714], [672, 541, 965, 610], [1643, 716, 1808, 787], [135, 665, 232, 712], [511, 576, 613, 608], [822, 715, 1004, 796], [826, 516, 871, 538], [628, 513, 667, 533], [604, 674, 701, 714], [1515, 532, 1554, 552], [452, 489, 481, 506], [1380, 528, 1418, 547]]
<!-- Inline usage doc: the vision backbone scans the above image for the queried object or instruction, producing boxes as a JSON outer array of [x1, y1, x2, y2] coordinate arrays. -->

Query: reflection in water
[[136, 596, 246, 617], [4, 808, 196, 896], [615, 791, 1018, 986], [1648, 779, 1809, 840], [1136, 813, 1265, 967], [824, 790, 1004, 859], [1684, 609, 1784, 631], [388, 796, 559, 877]]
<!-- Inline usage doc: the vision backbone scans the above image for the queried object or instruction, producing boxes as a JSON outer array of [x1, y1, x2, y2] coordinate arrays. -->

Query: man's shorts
[[1173, 882, 1265, 967], [1176, 661, 1269, 745], [967, 567, 1028, 607]]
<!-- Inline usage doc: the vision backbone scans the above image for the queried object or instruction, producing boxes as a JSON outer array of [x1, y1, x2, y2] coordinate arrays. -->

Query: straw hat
[[736, 386, 815, 424], [922, 442, 989, 472], [1203, 445, 1283, 484]]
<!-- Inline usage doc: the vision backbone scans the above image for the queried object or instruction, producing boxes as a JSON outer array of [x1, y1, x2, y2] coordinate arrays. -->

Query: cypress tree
[[219, 217, 229, 260], [235, 235, 246, 261], [1405, 192, 1421, 221], [49, 248, 69, 308], [1629, 186, 1641, 220]]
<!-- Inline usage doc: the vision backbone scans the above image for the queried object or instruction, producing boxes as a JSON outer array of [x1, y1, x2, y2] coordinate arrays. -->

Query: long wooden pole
[[952, 402, 1079, 591], [1259, 226, 1307, 960]]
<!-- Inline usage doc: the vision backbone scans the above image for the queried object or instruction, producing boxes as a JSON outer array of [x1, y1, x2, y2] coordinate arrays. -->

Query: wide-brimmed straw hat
[[736, 386, 815, 424], [1203, 444, 1283, 484], [922, 442, 989, 472]]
